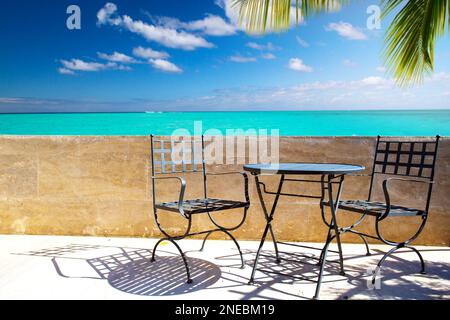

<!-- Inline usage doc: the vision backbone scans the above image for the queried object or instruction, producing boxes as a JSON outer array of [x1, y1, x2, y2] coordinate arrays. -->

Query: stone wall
[[0, 135, 448, 245]]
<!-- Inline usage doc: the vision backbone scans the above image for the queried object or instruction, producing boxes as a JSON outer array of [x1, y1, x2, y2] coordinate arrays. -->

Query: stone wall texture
[[0, 135, 448, 245]]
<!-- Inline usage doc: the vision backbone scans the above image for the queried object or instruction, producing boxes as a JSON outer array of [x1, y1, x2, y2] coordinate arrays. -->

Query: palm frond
[[232, 0, 347, 34], [233, 0, 449, 86], [382, 0, 449, 86]]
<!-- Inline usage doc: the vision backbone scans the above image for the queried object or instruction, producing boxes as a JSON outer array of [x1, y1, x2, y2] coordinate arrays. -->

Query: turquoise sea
[[0, 110, 449, 136]]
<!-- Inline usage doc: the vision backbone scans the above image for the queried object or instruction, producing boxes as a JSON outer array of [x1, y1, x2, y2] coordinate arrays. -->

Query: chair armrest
[[380, 177, 433, 219], [153, 176, 186, 216], [347, 174, 372, 177], [206, 171, 249, 203]]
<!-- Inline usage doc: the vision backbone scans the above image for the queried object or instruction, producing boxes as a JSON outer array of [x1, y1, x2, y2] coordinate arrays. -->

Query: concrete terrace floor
[[0, 235, 449, 300]]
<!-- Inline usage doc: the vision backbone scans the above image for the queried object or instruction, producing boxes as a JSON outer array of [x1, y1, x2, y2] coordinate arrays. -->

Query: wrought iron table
[[244, 163, 365, 299]]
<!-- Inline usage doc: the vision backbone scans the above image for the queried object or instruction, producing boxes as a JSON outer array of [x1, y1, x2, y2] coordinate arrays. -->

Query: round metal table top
[[243, 163, 365, 175]]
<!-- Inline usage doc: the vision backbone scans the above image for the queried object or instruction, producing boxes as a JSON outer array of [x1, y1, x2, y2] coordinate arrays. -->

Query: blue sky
[[1, 0, 450, 112]]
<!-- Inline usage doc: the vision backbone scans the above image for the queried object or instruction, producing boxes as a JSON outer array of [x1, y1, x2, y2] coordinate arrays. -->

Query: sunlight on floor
[[0, 235, 449, 300]]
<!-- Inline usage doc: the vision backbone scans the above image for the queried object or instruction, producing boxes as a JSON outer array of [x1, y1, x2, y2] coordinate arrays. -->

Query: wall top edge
[[0, 135, 447, 139]]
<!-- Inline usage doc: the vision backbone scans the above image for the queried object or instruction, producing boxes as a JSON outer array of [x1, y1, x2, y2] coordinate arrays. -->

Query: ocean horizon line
[[1, 108, 450, 115]]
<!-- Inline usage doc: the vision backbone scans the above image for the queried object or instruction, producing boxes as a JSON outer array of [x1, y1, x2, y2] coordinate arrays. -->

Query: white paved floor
[[0, 235, 449, 300]]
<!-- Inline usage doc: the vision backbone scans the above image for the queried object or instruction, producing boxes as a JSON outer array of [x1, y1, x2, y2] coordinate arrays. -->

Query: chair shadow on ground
[[14, 243, 221, 296], [13, 243, 450, 299], [107, 256, 221, 296], [333, 248, 450, 300], [216, 248, 346, 300], [214, 245, 450, 300]]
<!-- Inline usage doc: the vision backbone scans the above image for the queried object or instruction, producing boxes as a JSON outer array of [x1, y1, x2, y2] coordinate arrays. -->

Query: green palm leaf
[[383, 0, 449, 85], [233, 0, 449, 86], [232, 0, 347, 33]]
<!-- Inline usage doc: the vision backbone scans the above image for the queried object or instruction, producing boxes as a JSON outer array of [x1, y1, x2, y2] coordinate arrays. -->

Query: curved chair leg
[[405, 245, 426, 274], [220, 229, 245, 269], [371, 246, 398, 285], [357, 234, 371, 256], [200, 231, 213, 252], [317, 232, 371, 267], [371, 245, 426, 285], [200, 229, 245, 269], [151, 238, 193, 284]]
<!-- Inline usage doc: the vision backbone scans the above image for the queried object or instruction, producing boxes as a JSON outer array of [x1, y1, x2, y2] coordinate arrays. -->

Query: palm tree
[[232, 0, 449, 85]]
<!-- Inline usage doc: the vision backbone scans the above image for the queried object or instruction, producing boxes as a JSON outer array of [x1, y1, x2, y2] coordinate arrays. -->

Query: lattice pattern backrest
[[151, 137, 204, 174], [373, 137, 439, 179]]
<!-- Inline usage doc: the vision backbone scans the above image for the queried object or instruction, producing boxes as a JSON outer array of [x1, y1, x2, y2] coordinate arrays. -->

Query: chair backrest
[[150, 135, 208, 203], [150, 135, 206, 175], [368, 135, 440, 207]]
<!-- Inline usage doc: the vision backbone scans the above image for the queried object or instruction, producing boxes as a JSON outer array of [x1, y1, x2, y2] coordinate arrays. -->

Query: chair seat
[[155, 198, 248, 215], [322, 200, 425, 217]]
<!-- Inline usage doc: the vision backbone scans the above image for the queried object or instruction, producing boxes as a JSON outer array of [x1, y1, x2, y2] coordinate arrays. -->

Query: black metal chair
[[150, 135, 250, 283], [322, 135, 440, 284]]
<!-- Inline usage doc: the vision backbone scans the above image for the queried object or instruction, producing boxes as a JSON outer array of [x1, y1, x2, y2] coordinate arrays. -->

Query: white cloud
[[155, 14, 236, 36], [61, 59, 116, 72], [115, 65, 133, 71], [376, 66, 387, 73], [122, 15, 213, 51], [0, 98, 27, 104], [215, 0, 243, 28], [98, 51, 136, 63], [132, 46, 182, 74], [292, 77, 393, 91], [326, 21, 367, 40], [6, 74, 450, 111], [296, 36, 309, 48], [246, 42, 264, 50], [0, 97, 60, 106], [343, 59, 357, 67], [431, 72, 450, 81], [246, 42, 279, 51], [97, 3, 213, 50], [149, 59, 183, 73], [59, 58, 130, 74], [133, 46, 169, 59], [330, 92, 353, 103], [160, 75, 431, 109], [59, 49, 180, 76], [97, 2, 121, 26], [58, 68, 75, 75], [184, 14, 236, 36], [288, 58, 313, 72], [229, 55, 257, 63], [261, 53, 276, 60], [359, 76, 391, 87]]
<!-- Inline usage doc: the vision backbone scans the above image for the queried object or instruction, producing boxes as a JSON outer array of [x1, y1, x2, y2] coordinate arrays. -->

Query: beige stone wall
[[0, 135, 448, 245]]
